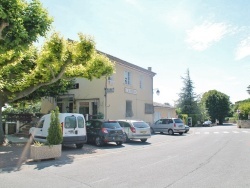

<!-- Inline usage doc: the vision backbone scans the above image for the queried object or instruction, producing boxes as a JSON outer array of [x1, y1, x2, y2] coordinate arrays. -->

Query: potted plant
[[30, 107, 63, 160]]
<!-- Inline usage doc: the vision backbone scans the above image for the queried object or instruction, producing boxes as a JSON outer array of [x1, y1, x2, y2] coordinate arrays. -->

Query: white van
[[29, 113, 87, 148]]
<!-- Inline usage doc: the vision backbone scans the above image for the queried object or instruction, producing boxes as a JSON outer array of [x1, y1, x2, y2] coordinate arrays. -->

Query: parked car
[[185, 125, 190, 133], [86, 119, 125, 146], [151, 118, 186, 135], [203, 120, 212, 127], [117, 120, 151, 142], [29, 113, 87, 149]]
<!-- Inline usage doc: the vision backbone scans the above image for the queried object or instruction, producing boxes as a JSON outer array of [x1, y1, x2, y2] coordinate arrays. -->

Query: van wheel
[[76, 143, 84, 149], [179, 132, 183, 135], [140, 139, 147, 142], [116, 141, 123, 146], [168, 129, 174, 135], [95, 137, 103, 147]]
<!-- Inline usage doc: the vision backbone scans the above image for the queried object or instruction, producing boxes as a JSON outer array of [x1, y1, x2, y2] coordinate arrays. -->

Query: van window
[[64, 116, 77, 129], [37, 120, 44, 128], [77, 116, 84, 128]]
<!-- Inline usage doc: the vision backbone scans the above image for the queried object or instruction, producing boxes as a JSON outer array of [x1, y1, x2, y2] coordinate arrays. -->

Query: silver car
[[118, 120, 151, 142], [151, 118, 186, 135]]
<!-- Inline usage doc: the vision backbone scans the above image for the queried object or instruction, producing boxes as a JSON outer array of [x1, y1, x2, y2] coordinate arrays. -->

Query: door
[[166, 119, 172, 131], [63, 115, 78, 138], [76, 115, 86, 137], [153, 119, 168, 132], [86, 120, 100, 142], [32, 116, 46, 143]]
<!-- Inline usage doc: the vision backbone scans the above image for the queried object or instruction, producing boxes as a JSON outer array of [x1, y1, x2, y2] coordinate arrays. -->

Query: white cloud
[[235, 37, 250, 60], [186, 21, 229, 51]]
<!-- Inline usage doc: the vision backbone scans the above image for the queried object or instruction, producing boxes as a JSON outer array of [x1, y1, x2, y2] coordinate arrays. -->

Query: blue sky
[[39, 0, 250, 105]]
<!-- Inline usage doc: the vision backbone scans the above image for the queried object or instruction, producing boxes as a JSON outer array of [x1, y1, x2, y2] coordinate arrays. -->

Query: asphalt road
[[1, 124, 250, 188]]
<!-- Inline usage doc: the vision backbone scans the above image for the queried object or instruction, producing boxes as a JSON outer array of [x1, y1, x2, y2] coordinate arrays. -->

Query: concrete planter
[[30, 144, 62, 160], [237, 120, 250, 128]]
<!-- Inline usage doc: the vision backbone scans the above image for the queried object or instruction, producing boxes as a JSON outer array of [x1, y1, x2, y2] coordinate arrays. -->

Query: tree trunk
[[0, 98, 5, 144]]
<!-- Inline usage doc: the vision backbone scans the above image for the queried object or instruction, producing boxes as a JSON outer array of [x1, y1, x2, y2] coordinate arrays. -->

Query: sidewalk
[[0, 135, 30, 170]]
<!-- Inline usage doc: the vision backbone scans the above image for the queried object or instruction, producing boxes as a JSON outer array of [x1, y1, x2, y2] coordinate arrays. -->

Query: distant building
[[153, 102, 176, 122], [41, 52, 157, 125]]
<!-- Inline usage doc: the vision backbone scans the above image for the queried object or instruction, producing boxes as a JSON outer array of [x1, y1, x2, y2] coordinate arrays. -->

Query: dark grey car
[[86, 119, 125, 146]]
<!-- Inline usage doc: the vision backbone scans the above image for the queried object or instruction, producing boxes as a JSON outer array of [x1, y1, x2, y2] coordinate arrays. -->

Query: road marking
[[195, 132, 200, 134], [214, 132, 219, 134], [204, 132, 210, 134], [223, 131, 229, 134], [232, 131, 239, 133], [242, 131, 249, 133]]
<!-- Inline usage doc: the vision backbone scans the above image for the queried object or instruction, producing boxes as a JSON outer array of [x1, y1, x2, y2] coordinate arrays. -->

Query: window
[[37, 119, 44, 128], [77, 116, 84, 128], [124, 71, 131, 85], [64, 116, 77, 129], [108, 75, 114, 84], [126, 100, 133, 117], [139, 75, 143, 89], [145, 103, 154, 114]]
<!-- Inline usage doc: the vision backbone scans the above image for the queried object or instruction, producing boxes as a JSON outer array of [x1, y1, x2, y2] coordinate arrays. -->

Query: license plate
[[141, 131, 146, 134], [178, 125, 183, 127]]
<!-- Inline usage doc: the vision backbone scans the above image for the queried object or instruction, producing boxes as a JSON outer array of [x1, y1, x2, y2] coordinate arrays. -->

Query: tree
[[177, 69, 198, 115], [201, 90, 231, 125], [47, 107, 63, 145], [0, 0, 114, 144]]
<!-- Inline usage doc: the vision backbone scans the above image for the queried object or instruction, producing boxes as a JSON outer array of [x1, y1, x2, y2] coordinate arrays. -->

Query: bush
[[47, 107, 63, 145]]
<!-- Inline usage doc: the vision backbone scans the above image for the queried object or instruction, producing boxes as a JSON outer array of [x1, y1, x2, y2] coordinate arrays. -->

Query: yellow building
[[41, 52, 157, 125], [153, 102, 177, 122]]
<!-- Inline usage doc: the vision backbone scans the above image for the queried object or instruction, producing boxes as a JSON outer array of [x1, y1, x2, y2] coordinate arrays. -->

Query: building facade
[[41, 52, 156, 125], [153, 102, 177, 122]]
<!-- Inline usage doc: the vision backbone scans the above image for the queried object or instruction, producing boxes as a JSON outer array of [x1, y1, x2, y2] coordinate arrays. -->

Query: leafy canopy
[[0, 0, 114, 144], [201, 90, 231, 124]]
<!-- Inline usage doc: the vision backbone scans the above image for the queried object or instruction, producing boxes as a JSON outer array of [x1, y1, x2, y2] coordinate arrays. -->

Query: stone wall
[[237, 120, 250, 128]]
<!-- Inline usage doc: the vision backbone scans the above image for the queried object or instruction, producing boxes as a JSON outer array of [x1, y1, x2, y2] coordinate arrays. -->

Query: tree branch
[[9, 61, 70, 102], [0, 22, 9, 40]]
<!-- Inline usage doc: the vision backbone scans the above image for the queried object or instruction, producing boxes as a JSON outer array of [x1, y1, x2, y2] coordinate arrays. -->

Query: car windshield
[[133, 122, 149, 128], [174, 119, 183, 123], [103, 122, 121, 129]]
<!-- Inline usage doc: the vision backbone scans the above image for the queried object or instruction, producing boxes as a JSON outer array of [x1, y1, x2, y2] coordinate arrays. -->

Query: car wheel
[[179, 132, 183, 135], [95, 136, 103, 147], [116, 141, 123, 146], [75, 143, 84, 149], [140, 139, 147, 142], [150, 128, 155, 134], [168, 129, 174, 135]]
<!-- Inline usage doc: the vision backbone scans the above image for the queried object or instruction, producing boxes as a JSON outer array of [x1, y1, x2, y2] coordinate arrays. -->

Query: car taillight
[[102, 128, 108, 133], [174, 123, 176, 127], [130, 127, 136, 133]]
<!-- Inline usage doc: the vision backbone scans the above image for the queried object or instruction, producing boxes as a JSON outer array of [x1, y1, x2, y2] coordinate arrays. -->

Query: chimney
[[148, 67, 152, 71]]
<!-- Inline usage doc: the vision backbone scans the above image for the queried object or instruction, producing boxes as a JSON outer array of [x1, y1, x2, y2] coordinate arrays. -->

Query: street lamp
[[153, 88, 160, 96], [247, 85, 250, 95]]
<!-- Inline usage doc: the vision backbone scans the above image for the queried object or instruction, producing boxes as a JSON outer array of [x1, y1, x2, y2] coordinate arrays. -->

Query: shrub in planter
[[30, 107, 63, 160], [47, 107, 63, 145]]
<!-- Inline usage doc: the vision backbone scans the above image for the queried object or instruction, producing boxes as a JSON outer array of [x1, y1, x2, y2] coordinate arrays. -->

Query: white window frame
[[124, 71, 132, 85]]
